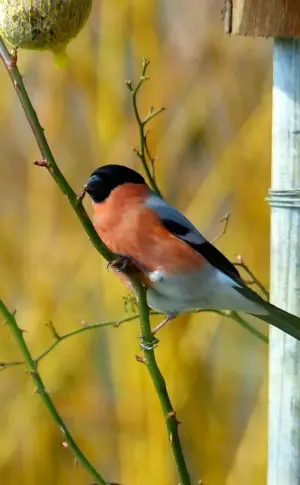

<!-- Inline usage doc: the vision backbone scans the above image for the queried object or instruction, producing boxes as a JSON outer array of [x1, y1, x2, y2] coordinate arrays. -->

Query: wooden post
[[269, 38, 300, 485], [224, 1, 300, 483]]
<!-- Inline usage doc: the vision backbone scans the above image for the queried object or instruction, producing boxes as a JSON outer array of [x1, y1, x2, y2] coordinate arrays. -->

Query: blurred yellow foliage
[[0, 1, 272, 484]]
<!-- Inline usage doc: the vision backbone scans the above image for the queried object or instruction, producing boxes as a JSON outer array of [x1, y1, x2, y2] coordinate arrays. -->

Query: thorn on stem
[[135, 354, 146, 364], [34, 159, 47, 167], [33, 387, 50, 396], [2, 309, 17, 324], [167, 410, 181, 424]]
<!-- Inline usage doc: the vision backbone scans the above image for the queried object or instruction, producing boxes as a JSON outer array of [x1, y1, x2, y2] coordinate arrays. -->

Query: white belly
[[147, 265, 264, 316]]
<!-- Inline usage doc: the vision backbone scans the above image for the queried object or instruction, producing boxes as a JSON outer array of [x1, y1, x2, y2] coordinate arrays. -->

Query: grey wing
[[145, 192, 207, 245], [145, 192, 241, 283]]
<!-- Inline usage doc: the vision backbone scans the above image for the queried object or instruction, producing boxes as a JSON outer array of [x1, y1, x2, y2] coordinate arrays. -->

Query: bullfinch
[[85, 164, 300, 341]]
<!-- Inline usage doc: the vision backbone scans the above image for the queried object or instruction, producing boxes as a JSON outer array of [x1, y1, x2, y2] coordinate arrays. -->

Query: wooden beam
[[228, 0, 300, 37]]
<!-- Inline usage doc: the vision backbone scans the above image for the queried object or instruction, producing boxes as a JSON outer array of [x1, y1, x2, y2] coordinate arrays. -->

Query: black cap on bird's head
[[85, 164, 145, 203]]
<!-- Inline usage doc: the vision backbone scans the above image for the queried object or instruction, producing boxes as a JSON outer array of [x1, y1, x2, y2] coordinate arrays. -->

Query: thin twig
[[144, 130, 157, 179], [133, 284, 192, 485], [0, 308, 267, 371], [234, 255, 269, 300], [0, 299, 107, 485], [208, 310, 268, 343], [208, 215, 269, 301], [126, 58, 164, 196], [36, 314, 152, 364], [211, 213, 230, 244], [229, 311, 268, 342]]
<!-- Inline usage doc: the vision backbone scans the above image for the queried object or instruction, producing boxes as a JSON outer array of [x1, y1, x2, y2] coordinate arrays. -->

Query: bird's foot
[[138, 314, 176, 350], [151, 314, 176, 335], [107, 255, 149, 275], [106, 256, 129, 273], [139, 335, 160, 351]]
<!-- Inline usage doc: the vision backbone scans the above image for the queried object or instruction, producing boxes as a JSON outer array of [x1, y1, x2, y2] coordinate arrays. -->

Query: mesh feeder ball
[[0, 0, 92, 62]]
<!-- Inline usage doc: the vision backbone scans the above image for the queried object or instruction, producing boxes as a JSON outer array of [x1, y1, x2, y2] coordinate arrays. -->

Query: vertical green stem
[[135, 285, 191, 485]]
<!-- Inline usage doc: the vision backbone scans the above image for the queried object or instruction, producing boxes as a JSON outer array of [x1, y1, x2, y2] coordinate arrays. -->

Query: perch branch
[[133, 284, 191, 485]]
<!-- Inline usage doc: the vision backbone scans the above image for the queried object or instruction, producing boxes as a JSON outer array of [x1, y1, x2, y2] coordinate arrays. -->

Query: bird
[[85, 163, 300, 342]]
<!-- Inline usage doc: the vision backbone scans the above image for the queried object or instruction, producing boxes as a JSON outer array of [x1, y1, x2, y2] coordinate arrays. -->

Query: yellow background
[[0, 2, 271, 484]]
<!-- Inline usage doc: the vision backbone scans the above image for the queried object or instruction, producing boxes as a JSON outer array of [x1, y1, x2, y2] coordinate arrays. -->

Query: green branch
[[134, 285, 191, 485], [215, 310, 268, 343], [126, 58, 164, 196], [234, 255, 269, 300], [0, 309, 267, 371], [0, 299, 108, 485]]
